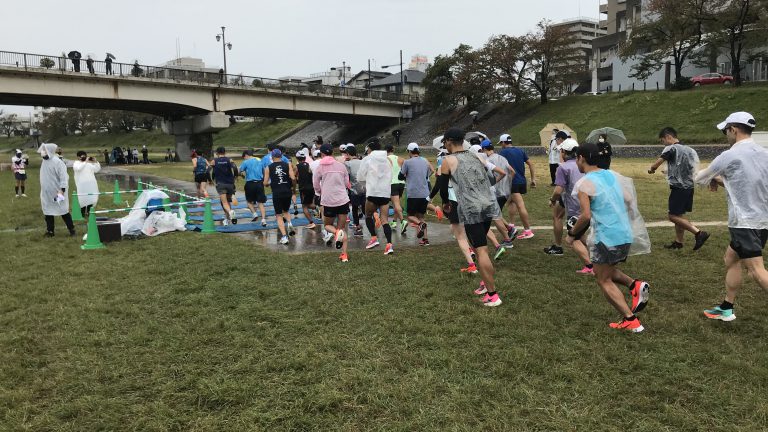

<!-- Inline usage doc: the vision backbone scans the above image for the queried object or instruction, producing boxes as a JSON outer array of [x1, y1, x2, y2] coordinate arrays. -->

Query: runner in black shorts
[[264, 148, 296, 244], [358, 139, 395, 253], [239, 150, 268, 224], [294, 149, 318, 228]]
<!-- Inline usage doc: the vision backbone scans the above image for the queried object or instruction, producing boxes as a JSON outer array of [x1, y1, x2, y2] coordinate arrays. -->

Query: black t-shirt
[[269, 161, 293, 197], [296, 162, 313, 191], [213, 157, 236, 185]]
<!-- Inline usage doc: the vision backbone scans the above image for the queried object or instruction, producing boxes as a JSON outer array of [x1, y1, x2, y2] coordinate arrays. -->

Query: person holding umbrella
[[67, 51, 82, 72], [105, 54, 114, 75], [86, 56, 94, 74]]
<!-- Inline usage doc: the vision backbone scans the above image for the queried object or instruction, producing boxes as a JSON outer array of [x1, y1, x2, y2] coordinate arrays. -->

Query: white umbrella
[[432, 135, 470, 151]]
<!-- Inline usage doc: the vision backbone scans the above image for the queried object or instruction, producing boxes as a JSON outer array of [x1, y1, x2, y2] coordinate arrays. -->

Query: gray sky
[[1, 0, 599, 115]]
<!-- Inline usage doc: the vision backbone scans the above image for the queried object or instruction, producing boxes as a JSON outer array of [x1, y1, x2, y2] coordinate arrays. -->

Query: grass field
[[2, 159, 767, 431]]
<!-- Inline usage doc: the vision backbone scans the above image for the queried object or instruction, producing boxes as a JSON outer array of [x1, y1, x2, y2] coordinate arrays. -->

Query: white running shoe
[[230, 210, 238, 225], [335, 230, 345, 249], [279, 235, 289, 245], [323, 231, 334, 246]]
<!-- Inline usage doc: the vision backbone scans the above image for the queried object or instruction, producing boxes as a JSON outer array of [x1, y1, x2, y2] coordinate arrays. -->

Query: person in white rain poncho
[[695, 112, 768, 323], [569, 142, 650, 333], [357, 139, 395, 253], [38, 143, 76, 237], [648, 127, 709, 251], [73, 150, 101, 217]]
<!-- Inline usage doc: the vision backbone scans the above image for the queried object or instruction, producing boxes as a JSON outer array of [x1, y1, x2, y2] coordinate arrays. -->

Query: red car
[[692, 73, 734, 86]]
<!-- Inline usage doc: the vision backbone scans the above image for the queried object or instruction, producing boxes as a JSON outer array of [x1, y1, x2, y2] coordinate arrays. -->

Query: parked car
[[691, 73, 733, 86]]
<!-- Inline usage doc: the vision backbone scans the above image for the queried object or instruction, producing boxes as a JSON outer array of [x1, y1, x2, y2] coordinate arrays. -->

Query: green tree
[[39, 57, 55, 69], [521, 20, 583, 104], [0, 113, 18, 138], [479, 34, 533, 103], [422, 54, 458, 110]]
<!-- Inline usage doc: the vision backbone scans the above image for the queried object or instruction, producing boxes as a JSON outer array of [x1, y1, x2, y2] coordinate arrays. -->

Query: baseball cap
[[558, 138, 579, 152], [469, 144, 482, 153], [215, 146, 226, 154], [716, 111, 756, 131], [480, 139, 493, 148], [406, 142, 419, 152], [242, 149, 253, 157], [498, 133, 512, 143], [320, 144, 333, 155], [271, 148, 283, 158], [443, 127, 465, 142], [339, 143, 348, 152], [555, 131, 569, 140]]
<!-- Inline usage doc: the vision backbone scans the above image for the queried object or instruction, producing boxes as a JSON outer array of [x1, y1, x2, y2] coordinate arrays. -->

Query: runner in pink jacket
[[312, 144, 352, 262]]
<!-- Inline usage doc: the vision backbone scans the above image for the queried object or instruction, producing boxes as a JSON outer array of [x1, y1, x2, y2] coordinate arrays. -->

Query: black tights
[[45, 214, 75, 233], [81, 205, 93, 217], [351, 204, 362, 226], [365, 215, 392, 242]]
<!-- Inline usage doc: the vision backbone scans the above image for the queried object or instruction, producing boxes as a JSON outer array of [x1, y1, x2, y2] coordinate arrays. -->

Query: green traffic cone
[[137, 178, 143, 193], [81, 211, 105, 250], [162, 197, 172, 212], [113, 180, 123, 205], [201, 199, 217, 233], [71, 192, 84, 221]]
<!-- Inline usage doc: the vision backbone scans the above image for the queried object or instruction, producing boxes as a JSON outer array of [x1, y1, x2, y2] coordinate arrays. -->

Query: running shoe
[[288, 224, 296, 236], [353, 227, 364, 237], [507, 224, 517, 239], [576, 266, 594, 275], [417, 222, 427, 239], [608, 317, 644, 333], [663, 241, 683, 250], [251, 216, 260, 222], [461, 263, 478, 274], [335, 230, 345, 249], [469, 248, 476, 261], [384, 243, 394, 255], [366, 238, 380, 249], [482, 293, 502, 307], [339, 253, 349, 263], [401, 220, 408, 235], [293, 205, 299, 215], [279, 235, 289, 245], [230, 210, 237, 225], [474, 281, 487, 295], [373, 212, 382, 228], [703, 306, 736, 321], [419, 238, 430, 246], [500, 239, 515, 248], [516, 229, 534, 240], [494, 246, 506, 261], [261, 220, 267, 227], [543, 245, 564, 256], [44, 231, 55, 237], [693, 231, 710, 251], [390, 221, 397, 229], [222, 219, 230, 226], [21, 194, 27, 197], [323, 231, 334, 246], [435, 207, 444, 220], [629, 280, 650, 314], [15, 194, 19, 198], [306, 223, 317, 229]]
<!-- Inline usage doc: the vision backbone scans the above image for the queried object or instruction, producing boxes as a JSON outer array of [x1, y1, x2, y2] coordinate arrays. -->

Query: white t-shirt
[[695, 138, 768, 229], [548, 138, 560, 164]]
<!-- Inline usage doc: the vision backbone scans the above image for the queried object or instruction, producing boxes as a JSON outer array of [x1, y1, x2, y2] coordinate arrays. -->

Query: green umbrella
[[586, 127, 627, 145]]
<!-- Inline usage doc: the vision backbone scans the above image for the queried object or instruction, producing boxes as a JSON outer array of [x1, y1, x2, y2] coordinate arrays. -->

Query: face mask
[[598, 138, 605, 143], [42, 155, 49, 160], [80, 156, 87, 161]]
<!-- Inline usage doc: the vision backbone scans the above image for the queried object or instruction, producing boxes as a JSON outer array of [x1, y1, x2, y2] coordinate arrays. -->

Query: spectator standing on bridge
[[38, 143, 76, 237], [73, 151, 100, 217], [212, 146, 239, 225], [12, 149, 29, 197], [86, 56, 95, 74], [105, 56, 113, 75]]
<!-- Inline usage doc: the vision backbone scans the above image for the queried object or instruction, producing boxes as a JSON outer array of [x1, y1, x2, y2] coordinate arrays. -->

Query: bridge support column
[[162, 112, 230, 161]]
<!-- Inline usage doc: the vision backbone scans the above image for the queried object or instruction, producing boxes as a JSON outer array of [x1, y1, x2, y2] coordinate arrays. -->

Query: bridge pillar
[[162, 112, 230, 161]]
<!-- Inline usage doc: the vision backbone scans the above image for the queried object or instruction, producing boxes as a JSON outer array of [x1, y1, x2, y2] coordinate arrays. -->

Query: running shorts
[[245, 181, 267, 204], [464, 221, 492, 249], [729, 228, 768, 259]]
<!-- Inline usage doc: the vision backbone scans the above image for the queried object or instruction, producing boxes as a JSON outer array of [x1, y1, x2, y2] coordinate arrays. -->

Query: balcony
[[600, 3, 608, 13]]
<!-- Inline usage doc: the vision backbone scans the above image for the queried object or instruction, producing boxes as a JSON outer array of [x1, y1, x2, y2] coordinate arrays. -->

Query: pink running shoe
[[576, 266, 594, 275], [516, 229, 534, 240], [384, 243, 394, 255], [474, 281, 487, 295], [366, 238, 380, 249], [481, 293, 502, 307]]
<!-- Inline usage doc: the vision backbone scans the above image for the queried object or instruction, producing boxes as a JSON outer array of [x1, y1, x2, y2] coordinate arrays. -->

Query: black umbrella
[[106, 53, 116, 60], [67, 51, 82, 60]]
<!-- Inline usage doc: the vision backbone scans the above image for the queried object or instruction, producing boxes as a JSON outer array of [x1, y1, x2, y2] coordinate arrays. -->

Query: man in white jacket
[[357, 139, 394, 254], [39, 143, 76, 237], [73, 150, 101, 217]]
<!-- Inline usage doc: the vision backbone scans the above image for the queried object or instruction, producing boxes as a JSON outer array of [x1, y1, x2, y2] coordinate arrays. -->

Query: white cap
[[469, 144, 482, 153], [295, 149, 307, 158], [498, 133, 512, 143], [558, 138, 579, 152], [313, 149, 321, 158], [406, 142, 419, 152], [339, 144, 348, 151], [716, 111, 756, 130]]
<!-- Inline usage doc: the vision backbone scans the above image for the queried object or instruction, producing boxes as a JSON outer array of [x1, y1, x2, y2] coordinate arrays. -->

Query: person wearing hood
[[313, 144, 351, 262], [357, 139, 395, 254], [38, 143, 76, 237], [73, 150, 101, 217], [12, 149, 29, 197]]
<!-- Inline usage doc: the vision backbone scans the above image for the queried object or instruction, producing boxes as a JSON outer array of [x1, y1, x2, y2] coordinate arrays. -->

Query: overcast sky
[[1, 0, 600, 115]]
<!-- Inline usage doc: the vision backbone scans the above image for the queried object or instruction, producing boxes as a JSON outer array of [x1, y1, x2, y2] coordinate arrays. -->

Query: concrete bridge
[[0, 51, 416, 158]]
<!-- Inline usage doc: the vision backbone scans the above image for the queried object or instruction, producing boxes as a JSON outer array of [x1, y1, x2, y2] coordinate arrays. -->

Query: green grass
[[3, 159, 767, 431], [510, 84, 768, 145]]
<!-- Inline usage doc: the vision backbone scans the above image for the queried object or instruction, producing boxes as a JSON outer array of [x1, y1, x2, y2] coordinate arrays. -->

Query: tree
[[422, 54, 458, 110], [479, 34, 533, 103], [701, 0, 768, 86], [521, 20, 583, 104], [450, 44, 496, 109], [0, 113, 18, 138], [39, 57, 55, 69], [621, 0, 708, 84]]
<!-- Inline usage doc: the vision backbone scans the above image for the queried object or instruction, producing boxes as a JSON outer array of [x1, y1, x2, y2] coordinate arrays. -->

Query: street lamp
[[330, 60, 348, 86], [381, 49, 404, 97], [215, 26, 233, 76]]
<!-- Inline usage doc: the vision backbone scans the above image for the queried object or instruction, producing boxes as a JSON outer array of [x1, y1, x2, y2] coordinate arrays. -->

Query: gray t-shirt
[[449, 152, 500, 224], [345, 159, 365, 195], [661, 143, 699, 189], [400, 156, 431, 199], [554, 158, 584, 218]]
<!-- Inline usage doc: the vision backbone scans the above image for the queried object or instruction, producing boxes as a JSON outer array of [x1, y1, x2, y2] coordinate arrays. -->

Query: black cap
[[469, 137, 482, 145], [555, 131, 569, 140], [242, 149, 253, 157], [320, 144, 333, 155], [443, 127, 465, 142], [577, 142, 600, 159], [215, 146, 226, 154]]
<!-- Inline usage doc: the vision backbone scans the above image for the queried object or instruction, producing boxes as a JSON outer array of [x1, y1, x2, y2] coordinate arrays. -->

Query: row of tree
[[622, 0, 768, 87], [39, 109, 162, 138]]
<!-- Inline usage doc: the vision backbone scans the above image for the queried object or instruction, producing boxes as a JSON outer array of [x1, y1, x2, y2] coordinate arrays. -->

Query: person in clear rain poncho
[[569, 142, 650, 333], [695, 112, 768, 322], [73, 150, 101, 217], [648, 127, 709, 250], [38, 143, 76, 237]]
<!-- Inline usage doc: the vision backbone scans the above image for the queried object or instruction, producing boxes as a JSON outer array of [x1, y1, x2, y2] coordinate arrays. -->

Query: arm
[[549, 185, 564, 208], [525, 159, 536, 187], [569, 190, 592, 237], [230, 159, 239, 179], [648, 157, 665, 174], [312, 167, 322, 195], [263, 166, 270, 187], [694, 155, 726, 190]]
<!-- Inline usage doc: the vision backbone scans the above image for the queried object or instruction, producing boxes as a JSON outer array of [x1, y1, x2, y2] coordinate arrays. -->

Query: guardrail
[[0, 50, 419, 104]]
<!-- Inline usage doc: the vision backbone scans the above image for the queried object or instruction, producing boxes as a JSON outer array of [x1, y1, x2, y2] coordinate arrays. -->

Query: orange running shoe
[[629, 280, 650, 314], [609, 317, 644, 333], [435, 207, 444, 220], [339, 253, 349, 263], [461, 263, 478, 274]]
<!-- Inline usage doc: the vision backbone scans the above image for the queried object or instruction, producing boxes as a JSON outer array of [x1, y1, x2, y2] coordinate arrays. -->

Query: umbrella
[[464, 131, 488, 142], [539, 123, 577, 148], [67, 51, 82, 60], [586, 127, 626, 145], [432, 135, 470, 151], [106, 53, 116, 60]]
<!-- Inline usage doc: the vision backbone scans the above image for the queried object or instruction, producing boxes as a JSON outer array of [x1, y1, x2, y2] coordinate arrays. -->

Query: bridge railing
[[0, 50, 419, 104]]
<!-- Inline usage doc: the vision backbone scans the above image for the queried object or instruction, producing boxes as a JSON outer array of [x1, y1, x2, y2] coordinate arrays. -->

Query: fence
[[0, 50, 418, 104]]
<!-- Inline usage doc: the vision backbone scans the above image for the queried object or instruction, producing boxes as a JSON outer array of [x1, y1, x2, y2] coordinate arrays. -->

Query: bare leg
[[669, 214, 699, 243], [493, 218, 511, 241], [552, 205, 565, 246], [742, 254, 768, 293], [390, 195, 403, 224], [337, 214, 349, 255], [276, 211, 287, 236], [565, 237, 592, 265], [486, 230, 500, 248], [724, 246, 743, 303], [509, 193, 531, 229], [220, 193, 232, 221], [451, 223, 474, 264], [594, 264, 633, 317], [475, 246, 495, 292]]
